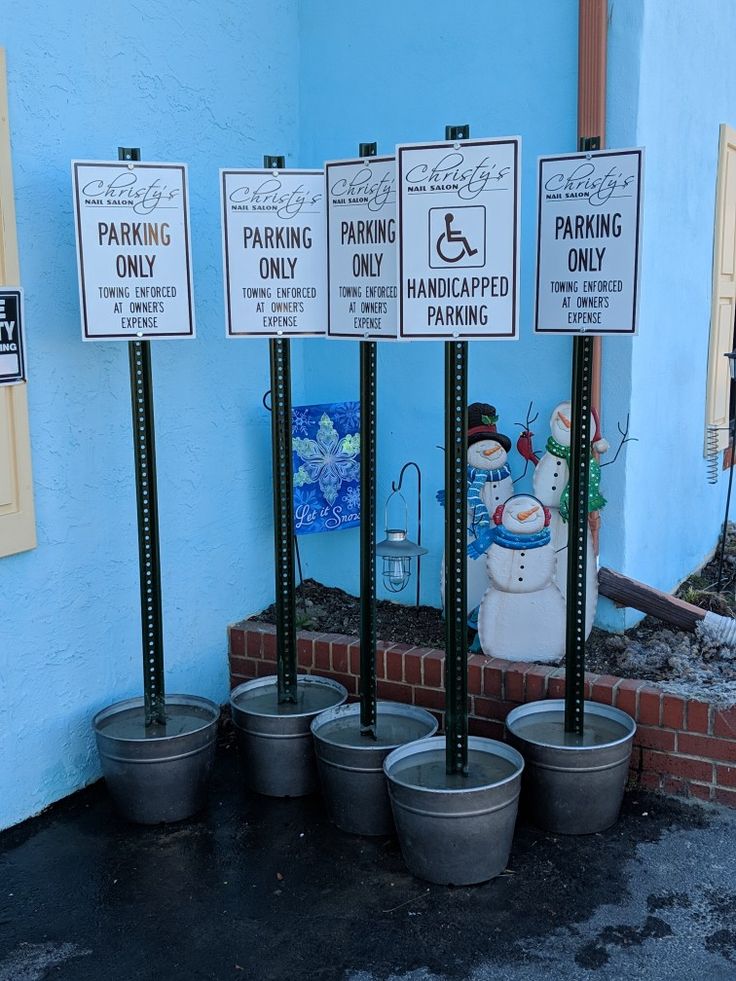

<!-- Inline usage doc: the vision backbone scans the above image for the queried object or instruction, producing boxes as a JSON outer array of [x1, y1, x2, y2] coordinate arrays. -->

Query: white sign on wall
[[325, 157, 397, 339], [397, 137, 520, 340], [535, 148, 644, 335], [72, 161, 195, 341], [0, 289, 25, 385], [221, 169, 327, 337]]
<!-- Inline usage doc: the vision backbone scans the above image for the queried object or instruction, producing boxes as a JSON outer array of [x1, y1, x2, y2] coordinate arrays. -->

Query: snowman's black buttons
[[552, 486, 557, 491], [520, 565, 524, 569], [520, 552, 525, 557]]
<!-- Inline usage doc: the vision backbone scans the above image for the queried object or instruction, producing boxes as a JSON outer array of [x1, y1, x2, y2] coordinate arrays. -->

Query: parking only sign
[[221, 169, 327, 337], [0, 289, 25, 385], [326, 156, 397, 339], [535, 148, 644, 335], [397, 138, 520, 340], [72, 161, 195, 341]]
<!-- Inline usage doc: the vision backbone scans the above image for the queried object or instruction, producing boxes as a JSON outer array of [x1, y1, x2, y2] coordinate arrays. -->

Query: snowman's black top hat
[[467, 402, 511, 452]]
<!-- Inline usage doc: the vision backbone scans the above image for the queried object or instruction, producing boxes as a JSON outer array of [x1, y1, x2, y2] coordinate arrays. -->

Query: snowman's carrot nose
[[483, 446, 500, 456], [518, 505, 540, 521], [558, 412, 571, 429]]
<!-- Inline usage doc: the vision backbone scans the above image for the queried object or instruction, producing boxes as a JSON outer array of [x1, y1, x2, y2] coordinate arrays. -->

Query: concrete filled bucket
[[383, 735, 524, 885], [230, 674, 348, 797], [93, 694, 220, 825], [505, 699, 636, 835], [311, 701, 438, 836]]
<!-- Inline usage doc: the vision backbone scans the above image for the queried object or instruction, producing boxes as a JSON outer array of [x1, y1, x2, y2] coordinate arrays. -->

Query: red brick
[[662, 776, 688, 797], [688, 782, 713, 802], [469, 718, 505, 740], [467, 655, 484, 693], [405, 651, 423, 685], [332, 643, 349, 674], [547, 669, 567, 699], [615, 678, 644, 718], [638, 771, 661, 792], [637, 688, 661, 726], [659, 694, 685, 731], [245, 630, 262, 658], [415, 687, 445, 711], [229, 627, 246, 657], [525, 666, 553, 702], [714, 786, 736, 807], [474, 696, 517, 722], [505, 665, 530, 703], [643, 749, 713, 783], [314, 640, 330, 671], [686, 699, 711, 733], [348, 642, 361, 675], [591, 675, 620, 705], [297, 637, 313, 669], [635, 726, 676, 752], [422, 650, 444, 688], [584, 673, 601, 698], [375, 643, 391, 679], [376, 680, 413, 704], [256, 660, 276, 679], [716, 764, 736, 788], [678, 732, 736, 763], [262, 631, 276, 661], [386, 648, 404, 682], [482, 660, 504, 697], [713, 706, 736, 739]]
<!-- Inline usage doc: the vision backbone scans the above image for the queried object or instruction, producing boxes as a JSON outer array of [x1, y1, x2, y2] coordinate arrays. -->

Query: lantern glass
[[382, 554, 411, 593]]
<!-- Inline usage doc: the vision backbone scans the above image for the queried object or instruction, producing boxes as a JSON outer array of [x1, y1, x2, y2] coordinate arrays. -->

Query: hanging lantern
[[375, 490, 427, 594]]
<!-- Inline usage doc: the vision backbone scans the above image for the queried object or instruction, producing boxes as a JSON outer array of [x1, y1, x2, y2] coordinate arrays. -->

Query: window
[[705, 123, 736, 456], [0, 48, 36, 558]]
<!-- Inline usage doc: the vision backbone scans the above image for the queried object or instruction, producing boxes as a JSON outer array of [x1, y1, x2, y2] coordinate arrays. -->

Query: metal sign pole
[[358, 140, 379, 739], [264, 153, 298, 705], [119, 145, 166, 727], [564, 134, 599, 734], [444, 124, 470, 776]]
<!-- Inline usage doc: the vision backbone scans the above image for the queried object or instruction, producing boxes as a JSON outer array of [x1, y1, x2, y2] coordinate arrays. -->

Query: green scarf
[[546, 436, 606, 520]]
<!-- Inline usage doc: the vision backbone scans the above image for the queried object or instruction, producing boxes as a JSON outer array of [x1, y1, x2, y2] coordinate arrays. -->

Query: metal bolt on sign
[[359, 140, 379, 739], [119, 145, 166, 728]]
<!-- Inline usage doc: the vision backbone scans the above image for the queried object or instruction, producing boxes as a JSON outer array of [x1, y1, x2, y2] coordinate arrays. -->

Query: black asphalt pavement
[[1, 733, 735, 981]]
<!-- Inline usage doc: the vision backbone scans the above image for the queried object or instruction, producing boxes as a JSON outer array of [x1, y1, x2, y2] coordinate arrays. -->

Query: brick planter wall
[[229, 621, 736, 809]]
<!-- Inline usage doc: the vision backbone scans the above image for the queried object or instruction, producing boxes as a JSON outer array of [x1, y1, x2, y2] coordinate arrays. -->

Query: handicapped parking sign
[[398, 137, 520, 340], [429, 207, 486, 268]]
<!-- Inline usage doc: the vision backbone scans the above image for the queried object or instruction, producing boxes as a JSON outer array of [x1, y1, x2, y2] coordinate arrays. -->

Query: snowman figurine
[[477, 494, 565, 663], [440, 403, 515, 635], [522, 400, 607, 638]]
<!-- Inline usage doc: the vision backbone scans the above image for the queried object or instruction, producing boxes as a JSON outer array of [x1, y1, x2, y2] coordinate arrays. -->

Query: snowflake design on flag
[[293, 486, 322, 511], [292, 407, 313, 436], [333, 401, 360, 432], [293, 413, 360, 506], [344, 485, 360, 512]]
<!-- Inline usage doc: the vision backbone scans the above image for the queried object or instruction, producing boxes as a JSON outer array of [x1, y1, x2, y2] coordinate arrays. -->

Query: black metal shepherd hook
[[391, 462, 424, 608]]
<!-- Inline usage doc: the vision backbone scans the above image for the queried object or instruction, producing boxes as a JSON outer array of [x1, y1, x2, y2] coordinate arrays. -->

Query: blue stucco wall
[[294, 0, 582, 607], [612, 0, 736, 612], [0, 0, 299, 830]]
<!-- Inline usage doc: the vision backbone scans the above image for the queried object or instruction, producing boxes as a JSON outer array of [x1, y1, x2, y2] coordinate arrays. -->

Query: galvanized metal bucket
[[505, 699, 636, 835], [383, 735, 524, 885], [93, 694, 220, 825], [231, 674, 348, 798], [311, 701, 438, 836]]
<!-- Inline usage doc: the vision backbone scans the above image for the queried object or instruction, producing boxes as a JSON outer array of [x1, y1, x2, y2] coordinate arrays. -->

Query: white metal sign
[[221, 169, 327, 337], [0, 289, 25, 385], [72, 161, 195, 341], [326, 157, 397, 339], [397, 138, 520, 340], [535, 148, 644, 335]]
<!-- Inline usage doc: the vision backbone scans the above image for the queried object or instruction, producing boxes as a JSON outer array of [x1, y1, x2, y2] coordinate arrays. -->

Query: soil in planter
[[251, 526, 736, 706]]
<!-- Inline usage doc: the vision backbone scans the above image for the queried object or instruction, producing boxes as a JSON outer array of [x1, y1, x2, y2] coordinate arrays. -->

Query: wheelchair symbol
[[436, 212, 478, 263]]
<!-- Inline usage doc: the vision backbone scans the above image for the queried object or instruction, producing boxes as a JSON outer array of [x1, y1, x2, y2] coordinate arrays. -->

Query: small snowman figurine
[[477, 494, 565, 664], [439, 402, 515, 634], [520, 400, 607, 638]]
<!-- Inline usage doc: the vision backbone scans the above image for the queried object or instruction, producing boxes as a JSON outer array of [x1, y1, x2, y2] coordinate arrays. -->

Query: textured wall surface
[[0, 0, 299, 829]]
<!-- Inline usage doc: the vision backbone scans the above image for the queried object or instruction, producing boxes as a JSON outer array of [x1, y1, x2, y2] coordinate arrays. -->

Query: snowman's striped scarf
[[466, 464, 511, 560]]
